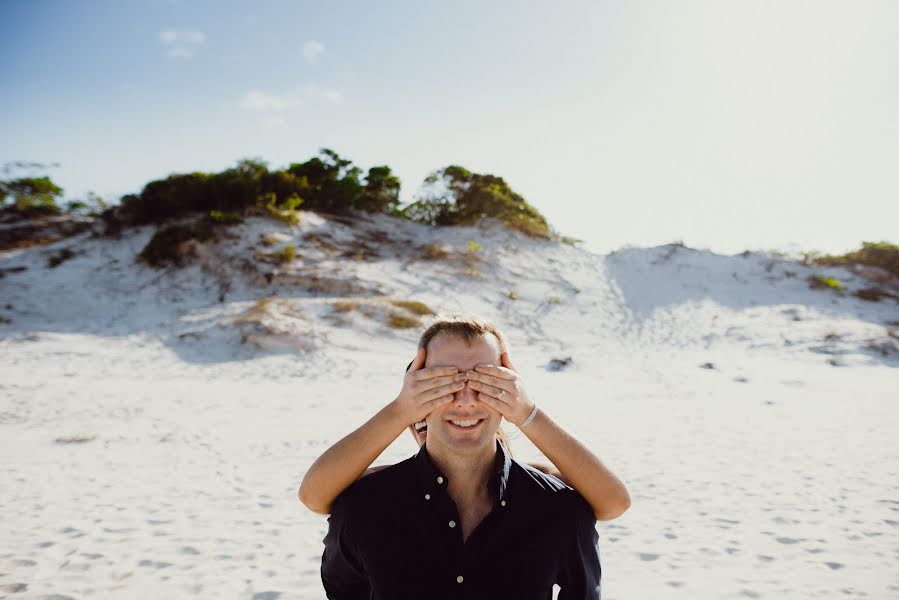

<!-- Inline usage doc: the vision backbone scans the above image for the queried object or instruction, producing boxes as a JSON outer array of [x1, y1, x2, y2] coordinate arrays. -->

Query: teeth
[[414, 421, 427, 431], [451, 419, 479, 428]]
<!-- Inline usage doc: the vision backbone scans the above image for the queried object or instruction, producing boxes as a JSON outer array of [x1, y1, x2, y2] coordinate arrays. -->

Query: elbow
[[298, 482, 331, 515], [595, 491, 631, 522]]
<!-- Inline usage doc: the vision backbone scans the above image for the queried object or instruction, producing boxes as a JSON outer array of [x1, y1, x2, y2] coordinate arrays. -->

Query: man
[[321, 315, 603, 599]]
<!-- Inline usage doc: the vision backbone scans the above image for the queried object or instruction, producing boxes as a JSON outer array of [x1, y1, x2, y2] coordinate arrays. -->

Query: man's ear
[[500, 351, 518, 372]]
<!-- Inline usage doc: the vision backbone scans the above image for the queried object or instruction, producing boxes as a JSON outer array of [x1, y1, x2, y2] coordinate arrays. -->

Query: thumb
[[408, 347, 426, 373], [500, 351, 517, 372]]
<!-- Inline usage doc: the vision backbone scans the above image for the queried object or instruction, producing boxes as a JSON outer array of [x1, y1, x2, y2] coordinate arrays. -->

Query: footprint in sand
[[637, 552, 660, 561], [0, 583, 28, 593]]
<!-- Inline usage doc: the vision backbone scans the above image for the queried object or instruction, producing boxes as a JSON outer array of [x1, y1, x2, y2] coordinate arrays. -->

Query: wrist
[[382, 399, 414, 430], [517, 403, 538, 428]]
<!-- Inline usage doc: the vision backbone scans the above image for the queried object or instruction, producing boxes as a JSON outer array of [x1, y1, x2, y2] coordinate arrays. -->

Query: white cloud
[[238, 84, 343, 114], [302, 40, 325, 64], [240, 90, 292, 112], [159, 28, 207, 59]]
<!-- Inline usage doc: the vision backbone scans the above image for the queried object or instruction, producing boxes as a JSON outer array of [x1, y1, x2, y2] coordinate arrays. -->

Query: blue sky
[[3, 0, 897, 255]]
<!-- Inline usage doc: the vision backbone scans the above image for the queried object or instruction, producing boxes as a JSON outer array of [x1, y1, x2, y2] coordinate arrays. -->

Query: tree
[[402, 166, 551, 237], [0, 176, 63, 215], [358, 165, 401, 213], [287, 148, 363, 213]]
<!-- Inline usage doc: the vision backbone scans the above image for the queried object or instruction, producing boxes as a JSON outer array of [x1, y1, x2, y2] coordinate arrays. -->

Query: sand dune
[[1, 212, 897, 598]]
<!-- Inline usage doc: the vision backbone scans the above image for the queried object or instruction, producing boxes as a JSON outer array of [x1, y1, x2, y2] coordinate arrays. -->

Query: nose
[[453, 380, 478, 408]]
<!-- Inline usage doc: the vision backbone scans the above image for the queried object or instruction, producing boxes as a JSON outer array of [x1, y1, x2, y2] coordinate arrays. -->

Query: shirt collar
[[415, 439, 512, 503]]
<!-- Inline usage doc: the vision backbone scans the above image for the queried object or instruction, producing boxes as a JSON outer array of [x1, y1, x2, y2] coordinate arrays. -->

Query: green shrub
[[139, 221, 214, 268], [208, 210, 244, 225], [808, 274, 844, 292], [401, 166, 551, 238], [811, 241, 899, 278], [1, 176, 63, 217], [257, 193, 301, 226], [270, 243, 296, 264]]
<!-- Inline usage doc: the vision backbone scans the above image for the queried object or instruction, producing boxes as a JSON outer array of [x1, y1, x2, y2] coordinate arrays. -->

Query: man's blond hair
[[418, 313, 508, 354]]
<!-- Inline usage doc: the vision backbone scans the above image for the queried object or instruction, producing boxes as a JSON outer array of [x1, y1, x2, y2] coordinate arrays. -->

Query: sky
[[2, 0, 897, 256]]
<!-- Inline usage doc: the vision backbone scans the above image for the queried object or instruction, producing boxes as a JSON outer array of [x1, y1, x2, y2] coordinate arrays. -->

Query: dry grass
[[387, 313, 420, 329], [259, 232, 280, 247], [333, 300, 357, 313], [234, 297, 275, 324], [328, 297, 429, 330], [419, 243, 451, 260], [389, 299, 434, 316]]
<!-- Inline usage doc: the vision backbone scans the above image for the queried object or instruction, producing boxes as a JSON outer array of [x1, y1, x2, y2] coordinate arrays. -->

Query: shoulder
[[333, 455, 416, 512], [511, 460, 594, 517]]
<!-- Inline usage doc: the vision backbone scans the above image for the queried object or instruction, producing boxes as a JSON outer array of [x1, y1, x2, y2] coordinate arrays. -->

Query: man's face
[[423, 332, 503, 455]]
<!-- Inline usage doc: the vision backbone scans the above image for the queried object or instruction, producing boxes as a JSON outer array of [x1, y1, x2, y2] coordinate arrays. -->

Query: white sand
[[1, 212, 897, 599]]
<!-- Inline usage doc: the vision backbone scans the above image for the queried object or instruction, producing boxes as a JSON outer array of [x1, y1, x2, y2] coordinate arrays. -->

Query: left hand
[[466, 352, 535, 427]]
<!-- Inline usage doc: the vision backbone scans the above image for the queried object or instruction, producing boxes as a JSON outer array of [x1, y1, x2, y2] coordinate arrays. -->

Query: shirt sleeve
[[557, 493, 602, 599], [321, 493, 371, 600]]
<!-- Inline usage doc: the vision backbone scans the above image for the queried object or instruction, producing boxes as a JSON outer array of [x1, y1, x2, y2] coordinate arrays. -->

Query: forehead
[[424, 333, 501, 370]]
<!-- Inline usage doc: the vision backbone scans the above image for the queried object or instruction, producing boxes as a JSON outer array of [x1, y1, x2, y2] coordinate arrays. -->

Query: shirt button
[[448, 520, 456, 528], [437, 476, 444, 484], [501, 500, 507, 507], [456, 575, 464, 584], [424, 494, 431, 500]]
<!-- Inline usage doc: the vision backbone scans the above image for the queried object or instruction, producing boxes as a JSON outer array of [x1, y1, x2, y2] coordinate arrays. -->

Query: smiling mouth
[[413, 421, 427, 436], [446, 418, 485, 430]]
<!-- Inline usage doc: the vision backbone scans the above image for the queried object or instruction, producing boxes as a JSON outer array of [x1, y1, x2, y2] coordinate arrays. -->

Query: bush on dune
[[0, 176, 64, 219], [401, 165, 551, 238], [807, 242, 899, 279]]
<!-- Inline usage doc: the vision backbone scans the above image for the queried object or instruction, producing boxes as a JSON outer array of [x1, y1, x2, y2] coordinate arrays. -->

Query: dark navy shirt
[[321, 441, 601, 599]]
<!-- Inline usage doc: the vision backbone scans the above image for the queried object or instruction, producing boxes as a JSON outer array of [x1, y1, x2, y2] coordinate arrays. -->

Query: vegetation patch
[[853, 287, 894, 302], [269, 243, 296, 264], [139, 221, 215, 268], [387, 313, 420, 329], [419, 243, 451, 260], [401, 166, 551, 238], [389, 299, 434, 316], [47, 248, 75, 268], [805, 241, 899, 279], [208, 210, 244, 225], [807, 274, 844, 293], [329, 297, 431, 330]]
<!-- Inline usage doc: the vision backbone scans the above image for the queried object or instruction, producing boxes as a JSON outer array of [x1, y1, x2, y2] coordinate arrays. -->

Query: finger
[[468, 380, 511, 402], [475, 392, 509, 416], [415, 373, 465, 392], [413, 365, 459, 381], [408, 347, 426, 373], [420, 393, 454, 413], [500, 351, 518, 372], [466, 371, 515, 392], [473, 364, 516, 380], [420, 380, 464, 402]]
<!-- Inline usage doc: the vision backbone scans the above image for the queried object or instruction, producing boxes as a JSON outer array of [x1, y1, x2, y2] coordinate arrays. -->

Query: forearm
[[299, 401, 408, 514], [519, 409, 630, 520]]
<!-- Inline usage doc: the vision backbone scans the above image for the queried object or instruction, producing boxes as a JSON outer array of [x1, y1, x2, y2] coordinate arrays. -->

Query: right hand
[[391, 347, 465, 425]]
